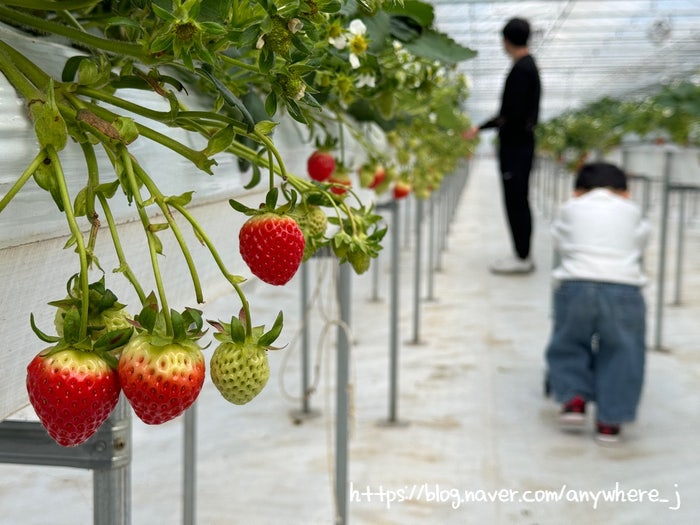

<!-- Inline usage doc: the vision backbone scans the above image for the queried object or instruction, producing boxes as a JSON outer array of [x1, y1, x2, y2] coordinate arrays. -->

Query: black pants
[[498, 142, 535, 260]]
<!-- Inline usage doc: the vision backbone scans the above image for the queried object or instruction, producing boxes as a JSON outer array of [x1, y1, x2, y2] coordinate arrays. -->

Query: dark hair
[[503, 18, 531, 46], [574, 162, 628, 191]]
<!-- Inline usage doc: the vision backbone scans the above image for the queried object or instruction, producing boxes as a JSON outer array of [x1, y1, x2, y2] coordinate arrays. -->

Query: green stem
[[254, 130, 287, 180], [47, 145, 90, 340], [80, 140, 99, 224], [1, 0, 100, 10], [96, 192, 147, 304], [0, 151, 45, 213], [119, 146, 172, 333], [0, 41, 44, 100], [74, 86, 179, 123], [74, 87, 259, 148], [131, 163, 204, 304], [168, 201, 252, 335], [219, 54, 260, 74], [76, 99, 215, 173], [70, 89, 281, 178], [0, 5, 148, 61], [266, 147, 274, 190], [338, 120, 345, 165]]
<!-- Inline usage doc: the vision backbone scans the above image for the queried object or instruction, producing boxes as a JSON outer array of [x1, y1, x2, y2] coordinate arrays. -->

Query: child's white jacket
[[551, 188, 651, 286]]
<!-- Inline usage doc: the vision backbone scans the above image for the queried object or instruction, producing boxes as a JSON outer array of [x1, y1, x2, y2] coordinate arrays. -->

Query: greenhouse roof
[[428, 0, 700, 124]]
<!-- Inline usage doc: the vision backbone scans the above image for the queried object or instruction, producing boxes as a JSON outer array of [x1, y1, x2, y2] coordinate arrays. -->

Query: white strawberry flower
[[348, 19, 368, 69], [355, 73, 376, 88]]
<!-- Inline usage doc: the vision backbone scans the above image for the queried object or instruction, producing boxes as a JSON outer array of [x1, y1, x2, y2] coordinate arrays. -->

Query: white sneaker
[[489, 256, 535, 275]]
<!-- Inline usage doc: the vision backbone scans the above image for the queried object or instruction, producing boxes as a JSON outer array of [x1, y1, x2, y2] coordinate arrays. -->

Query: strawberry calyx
[[50, 274, 125, 314], [208, 309, 284, 350], [30, 274, 134, 369], [50, 274, 131, 338], [128, 292, 206, 348], [30, 308, 129, 370], [328, 203, 387, 274], [229, 186, 297, 217]]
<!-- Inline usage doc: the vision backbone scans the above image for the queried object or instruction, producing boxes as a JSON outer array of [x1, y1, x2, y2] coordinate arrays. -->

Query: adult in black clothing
[[465, 17, 541, 274]]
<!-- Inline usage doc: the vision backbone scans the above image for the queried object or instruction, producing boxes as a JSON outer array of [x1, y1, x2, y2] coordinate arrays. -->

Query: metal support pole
[[301, 262, 312, 414], [183, 405, 196, 525], [0, 395, 132, 525], [335, 262, 352, 525], [672, 189, 687, 306], [93, 397, 131, 525], [388, 201, 401, 423], [435, 184, 446, 271], [653, 150, 673, 351], [403, 196, 412, 249], [411, 198, 424, 345], [370, 246, 381, 302], [426, 196, 437, 301]]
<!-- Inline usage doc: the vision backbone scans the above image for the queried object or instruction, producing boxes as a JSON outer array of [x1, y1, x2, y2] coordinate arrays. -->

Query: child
[[545, 162, 650, 444]]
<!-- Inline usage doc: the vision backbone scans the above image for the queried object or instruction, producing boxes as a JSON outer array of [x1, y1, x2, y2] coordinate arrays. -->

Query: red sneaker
[[595, 422, 621, 445], [559, 396, 586, 430]]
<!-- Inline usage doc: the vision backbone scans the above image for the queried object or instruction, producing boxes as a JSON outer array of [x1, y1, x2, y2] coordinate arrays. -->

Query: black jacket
[[479, 54, 541, 146]]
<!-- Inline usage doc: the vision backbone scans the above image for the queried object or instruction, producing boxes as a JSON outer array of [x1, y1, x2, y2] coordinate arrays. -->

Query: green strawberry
[[265, 17, 292, 55], [292, 203, 329, 261], [26, 346, 121, 447], [210, 339, 270, 405], [209, 311, 284, 405], [52, 275, 132, 341]]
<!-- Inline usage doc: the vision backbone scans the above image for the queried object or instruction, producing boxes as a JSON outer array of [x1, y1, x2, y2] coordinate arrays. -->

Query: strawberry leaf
[[171, 309, 186, 341], [203, 125, 236, 156], [30, 313, 60, 343], [62, 307, 82, 344], [93, 327, 133, 353], [265, 187, 279, 209], [137, 294, 158, 333], [182, 307, 204, 334], [95, 180, 120, 198], [243, 163, 261, 190], [166, 191, 194, 207], [207, 319, 225, 333], [229, 198, 255, 214], [258, 311, 283, 347], [229, 315, 246, 344]]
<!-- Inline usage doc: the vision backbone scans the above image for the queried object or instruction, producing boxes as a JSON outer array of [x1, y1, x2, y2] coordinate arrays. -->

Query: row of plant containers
[[535, 80, 700, 177]]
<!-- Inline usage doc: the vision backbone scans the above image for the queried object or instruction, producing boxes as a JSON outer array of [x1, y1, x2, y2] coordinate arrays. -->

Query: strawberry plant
[[0, 0, 477, 444]]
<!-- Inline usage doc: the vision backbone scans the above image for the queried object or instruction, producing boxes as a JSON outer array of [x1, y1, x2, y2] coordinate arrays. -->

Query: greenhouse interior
[[0, 0, 698, 523]]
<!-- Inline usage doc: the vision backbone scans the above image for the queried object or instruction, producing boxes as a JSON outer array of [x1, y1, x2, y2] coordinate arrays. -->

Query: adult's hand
[[462, 126, 480, 140]]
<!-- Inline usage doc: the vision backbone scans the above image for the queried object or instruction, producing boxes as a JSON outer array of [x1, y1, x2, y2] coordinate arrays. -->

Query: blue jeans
[[545, 280, 646, 424]]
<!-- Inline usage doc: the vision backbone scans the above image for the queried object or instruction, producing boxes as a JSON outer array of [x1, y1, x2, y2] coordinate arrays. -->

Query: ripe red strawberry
[[307, 150, 336, 181], [393, 181, 411, 199], [329, 172, 352, 195], [239, 213, 305, 285], [118, 333, 205, 425], [26, 347, 121, 447], [368, 166, 386, 189]]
